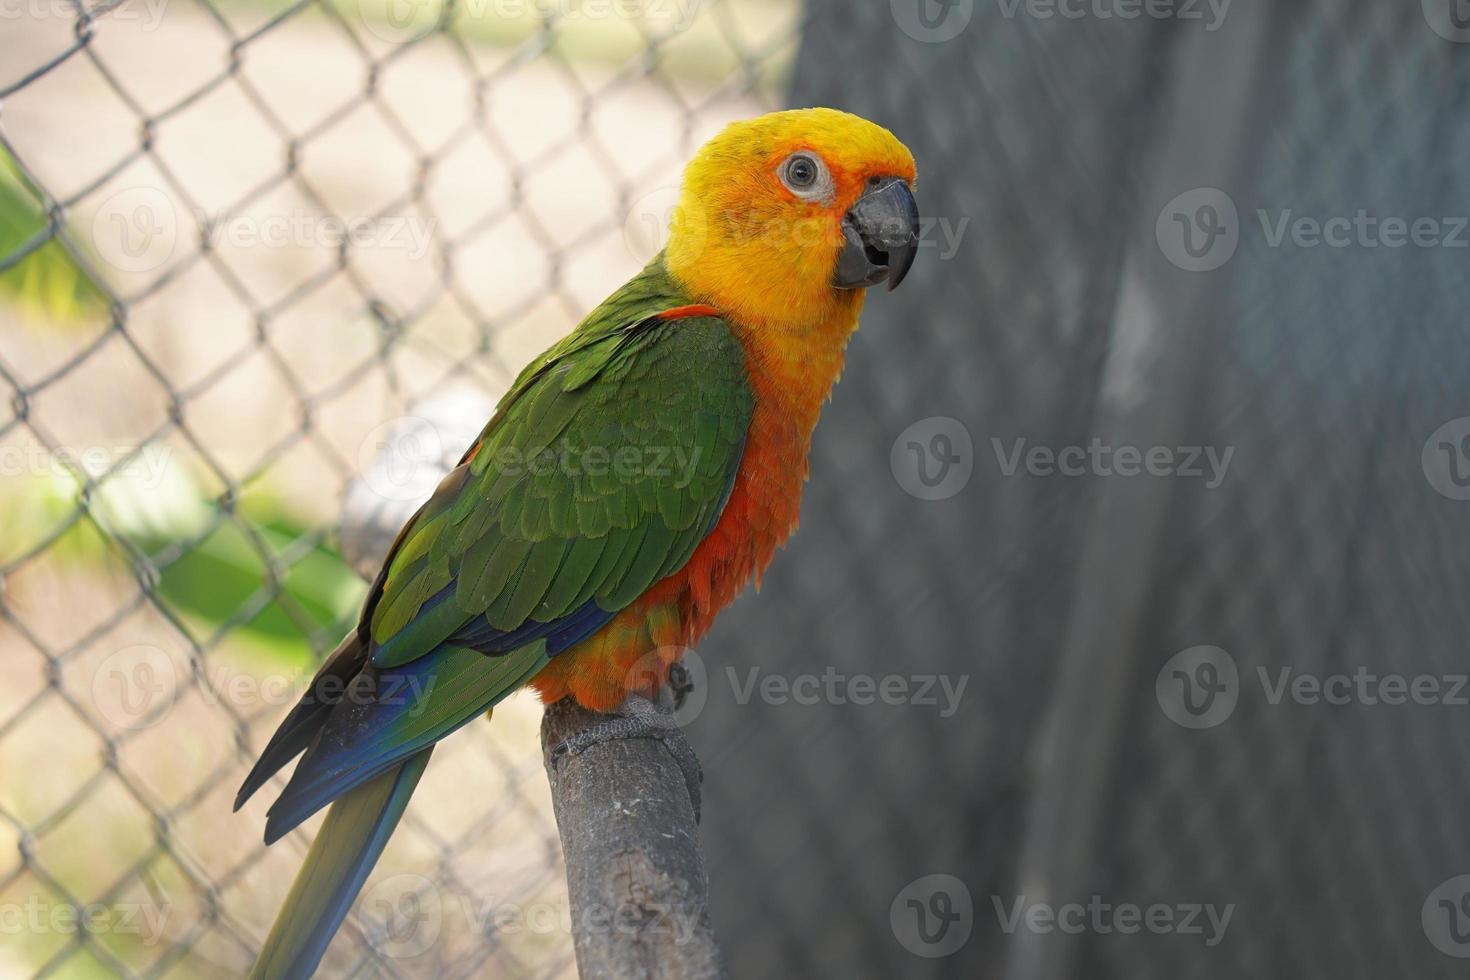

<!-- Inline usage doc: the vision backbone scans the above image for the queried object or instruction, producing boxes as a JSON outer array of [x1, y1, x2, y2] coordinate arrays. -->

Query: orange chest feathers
[[529, 305, 859, 711]]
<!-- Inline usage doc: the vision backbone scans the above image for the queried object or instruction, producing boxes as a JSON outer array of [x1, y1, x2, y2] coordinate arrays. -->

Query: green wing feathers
[[368, 266, 753, 670]]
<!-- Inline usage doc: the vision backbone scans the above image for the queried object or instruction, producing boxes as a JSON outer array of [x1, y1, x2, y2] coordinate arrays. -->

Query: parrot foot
[[548, 694, 703, 821]]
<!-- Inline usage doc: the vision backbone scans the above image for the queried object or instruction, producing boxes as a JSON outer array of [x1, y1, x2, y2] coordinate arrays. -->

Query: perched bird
[[237, 107, 919, 978]]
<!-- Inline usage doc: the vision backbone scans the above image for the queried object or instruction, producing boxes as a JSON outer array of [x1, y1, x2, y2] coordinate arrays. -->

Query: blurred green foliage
[[0, 449, 364, 670], [0, 154, 108, 324], [136, 512, 366, 672]]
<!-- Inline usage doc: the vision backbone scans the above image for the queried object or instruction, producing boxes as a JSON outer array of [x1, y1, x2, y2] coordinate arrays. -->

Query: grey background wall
[[695, 2, 1470, 977]]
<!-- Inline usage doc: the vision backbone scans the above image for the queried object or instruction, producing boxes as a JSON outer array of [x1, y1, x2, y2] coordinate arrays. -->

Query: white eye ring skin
[[778, 151, 836, 205]]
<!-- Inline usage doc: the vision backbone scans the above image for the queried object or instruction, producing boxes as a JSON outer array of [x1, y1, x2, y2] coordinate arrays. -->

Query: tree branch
[[541, 696, 725, 980]]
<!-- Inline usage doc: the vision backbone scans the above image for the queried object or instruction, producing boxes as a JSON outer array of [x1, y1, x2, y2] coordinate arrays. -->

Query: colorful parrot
[[237, 107, 918, 978]]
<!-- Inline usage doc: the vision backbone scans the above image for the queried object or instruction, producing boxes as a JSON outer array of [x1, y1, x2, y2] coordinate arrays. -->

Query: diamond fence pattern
[[5, 1, 1470, 979], [0, 1, 799, 977]]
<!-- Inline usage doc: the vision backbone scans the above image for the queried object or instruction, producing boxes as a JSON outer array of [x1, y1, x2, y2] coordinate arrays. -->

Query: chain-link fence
[[6, 0, 1470, 978], [0, 1, 799, 976]]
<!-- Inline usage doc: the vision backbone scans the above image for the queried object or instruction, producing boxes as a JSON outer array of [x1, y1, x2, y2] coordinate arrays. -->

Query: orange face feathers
[[665, 108, 918, 332], [687, 107, 916, 205]]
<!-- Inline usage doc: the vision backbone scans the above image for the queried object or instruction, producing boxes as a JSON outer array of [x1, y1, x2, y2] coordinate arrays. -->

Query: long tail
[[248, 747, 433, 980]]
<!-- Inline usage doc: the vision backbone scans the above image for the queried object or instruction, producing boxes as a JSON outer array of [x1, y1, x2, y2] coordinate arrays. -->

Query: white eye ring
[[779, 152, 834, 204]]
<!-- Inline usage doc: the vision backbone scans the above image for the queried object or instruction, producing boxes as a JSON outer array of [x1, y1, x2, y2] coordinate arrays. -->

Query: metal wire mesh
[[7, 1, 1470, 978], [0, 1, 800, 976]]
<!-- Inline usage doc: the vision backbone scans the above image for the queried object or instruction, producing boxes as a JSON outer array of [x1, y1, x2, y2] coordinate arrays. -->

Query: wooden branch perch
[[541, 696, 725, 980]]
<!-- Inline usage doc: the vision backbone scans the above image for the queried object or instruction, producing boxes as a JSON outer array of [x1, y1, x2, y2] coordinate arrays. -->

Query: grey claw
[[549, 695, 703, 821]]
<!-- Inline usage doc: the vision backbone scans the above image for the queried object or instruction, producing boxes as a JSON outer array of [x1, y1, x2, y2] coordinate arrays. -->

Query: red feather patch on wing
[[657, 304, 722, 321]]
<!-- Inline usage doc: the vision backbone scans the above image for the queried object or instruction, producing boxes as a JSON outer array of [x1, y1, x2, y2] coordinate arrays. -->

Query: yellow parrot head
[[665, 107, 919, 328]]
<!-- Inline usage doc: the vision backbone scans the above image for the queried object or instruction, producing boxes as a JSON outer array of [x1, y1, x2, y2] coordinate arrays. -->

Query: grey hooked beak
[[833, 177, 920, 292]]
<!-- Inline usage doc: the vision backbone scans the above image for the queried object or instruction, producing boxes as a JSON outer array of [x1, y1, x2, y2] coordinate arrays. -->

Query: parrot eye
[[779, 152, 834, 203], [786, 155, 817, 186]]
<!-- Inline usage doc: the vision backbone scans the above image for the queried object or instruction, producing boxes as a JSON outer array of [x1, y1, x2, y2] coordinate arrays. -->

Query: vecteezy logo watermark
[[358, 415, 450, 504], [0, 443, 173, 487], [89, 645, 439, 731], [489, 444, 706, 483], [91, 188, 437, 275], [0, 897, 172, 945], [362, 873, 706, 959], [994, 0, 1231, 31], [92, 187, 181, 275], [1155, 645, 1240, 730], [364, 874, 444, 959], [993, 895, 1234, 947], [91, 644, 180, 731], [991, 438, 1234, 488], [0, 0, 170, 30], [1156, 187, 1240, 272], [1423, 0, 1470, 44], [1422, 417, 1470, 501], [891, 874, 973, 957], [623, 186, 704, 265], [1159, 188, 1470, 272], [727, 666, 968, 718], [360, 0, 438, 44], [1254, 209, 1470, 250], [360, 416, 710, 505], [1423, 874, 1470, 958], [890, 0, 975, 43], [618, 652, 967, 723], [361, 0, 706, 44], [1255, 668, 1470, 709], [624, 646, 708, 727], [622, 185, 967, 267], [1157, 646, 1470, 730], [891, 417, 975, 501]]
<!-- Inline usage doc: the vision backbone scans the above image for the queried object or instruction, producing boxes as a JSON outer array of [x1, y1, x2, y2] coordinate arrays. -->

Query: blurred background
[[3, 0, 1470, 977]]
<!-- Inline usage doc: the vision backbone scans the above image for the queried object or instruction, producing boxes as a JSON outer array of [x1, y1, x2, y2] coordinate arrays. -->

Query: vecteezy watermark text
[[993, 895, 1234, 947], [621, 184, 968, 266], [92, 187, 437, 275], [727, 666, 968, 717], [484, 442, 704, 484], [1157, 645, 1470, 729], [0, 443, 172, 487], [612, 650, 970, 726], [91, 645, 440, 731], [0, 0, 169, 29], [363, 0, 708, 44], [991, 437, 1235, 489], [891, 0, 1228, 43], [358, 413, 710, 504], [362, 873, 705, 959], [1157, 188, 1470, 272], [1255, 209, 1470, 250], [0, 897, 171, 946], [994, 0, 1231, 31]]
